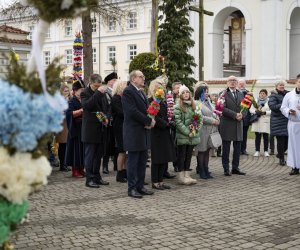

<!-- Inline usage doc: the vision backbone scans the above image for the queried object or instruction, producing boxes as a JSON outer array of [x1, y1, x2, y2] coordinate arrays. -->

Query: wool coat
[[268, 90, 289, 136], [122, 83, 152, 152], [80, 86, 105, 144], [149, 98, 175, 164], [219, 88, 244, 141], [111, 94, 124, 152], [174, 101, 201, 146], [195, 100, 219, 152]]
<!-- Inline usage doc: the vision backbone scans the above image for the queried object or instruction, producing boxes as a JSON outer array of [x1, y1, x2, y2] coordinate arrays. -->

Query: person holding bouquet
[[174, 85, 201, 185], [194, 84, 220, 179], [65, 80, 85, 177], [220, 76, 246, 176], [148, 79, 176, 190]]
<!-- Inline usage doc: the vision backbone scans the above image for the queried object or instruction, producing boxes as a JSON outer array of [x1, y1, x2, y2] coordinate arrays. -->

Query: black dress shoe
[[144, 182, 149, 185], [128, 189, 143, 199], [224, 170, 231, 176], [163, 171, 176, 179], [96, 179, 109, 185], [174, 166, 179, 172], [279, 159, 286, 166], [289, 168, 300, 175], [86, 181, 100, 188], [241, 151, 248, 155], [59, 166, 69, 172], [138, 187, 154, 195], [231, 169, 246, 175], [160, 183, 171, 189], [269, 151, 274, 155]]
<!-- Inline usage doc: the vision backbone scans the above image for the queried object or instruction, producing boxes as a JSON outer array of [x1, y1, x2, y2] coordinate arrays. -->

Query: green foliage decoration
[[158, 0, 197, 88], [129, 52, 163, 86]]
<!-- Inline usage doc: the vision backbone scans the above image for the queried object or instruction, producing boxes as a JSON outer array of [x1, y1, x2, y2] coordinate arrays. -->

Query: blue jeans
[[127, 150, 148, 192]]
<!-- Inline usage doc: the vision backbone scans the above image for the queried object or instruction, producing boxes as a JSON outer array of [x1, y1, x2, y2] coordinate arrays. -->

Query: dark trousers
[[58, 143, 66, 167], [255, 133, 269, 152], [276, 136, 288, 160], [151, 163, 167, 183], [177, 145, 194, 172], [127, 150, 148, 192], [241, 126, 249, 153], [270, 135, 275, 152], [222, 140, 241, 171], [84, 143, 103, 183], [197, 149, 210, 168]]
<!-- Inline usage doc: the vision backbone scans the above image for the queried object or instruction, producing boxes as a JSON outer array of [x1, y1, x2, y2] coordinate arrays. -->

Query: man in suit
[[122, 70, 155, 198], [219, 75, 246, 176], [101, 72, 118, 174], [81, 74, 109, 188]]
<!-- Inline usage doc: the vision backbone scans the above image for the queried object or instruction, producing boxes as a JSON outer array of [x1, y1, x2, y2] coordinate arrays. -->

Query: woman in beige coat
[[250, 89, 271, 157]]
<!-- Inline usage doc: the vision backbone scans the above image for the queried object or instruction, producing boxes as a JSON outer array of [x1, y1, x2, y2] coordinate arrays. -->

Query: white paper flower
[[0, 147, 52, 204]]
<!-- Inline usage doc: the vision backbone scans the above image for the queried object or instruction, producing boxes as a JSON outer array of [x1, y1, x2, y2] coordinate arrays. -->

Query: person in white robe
[[280, 75, 300, 175]]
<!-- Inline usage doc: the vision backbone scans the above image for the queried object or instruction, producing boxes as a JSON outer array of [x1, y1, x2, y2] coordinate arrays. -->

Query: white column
[[258, 0, 283, 84]]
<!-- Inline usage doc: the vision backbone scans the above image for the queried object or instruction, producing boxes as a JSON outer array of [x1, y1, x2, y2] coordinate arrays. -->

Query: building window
[[44, 51, 51, 65], [65, 49, 72, 64], [45, 27, 50, 38], [91, 17, 97, 33], [127, 12, 137, 29], [128, 44, 137, 60], [64, 20, 72, 36], [107, 46, 116, 62], [28, 25, 34, 40], [108, 17, 116, 31], [93, 47, 97, 63]]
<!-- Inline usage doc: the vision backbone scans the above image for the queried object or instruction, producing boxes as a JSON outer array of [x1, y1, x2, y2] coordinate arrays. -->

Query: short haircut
[[90, 74, 102, 84], [172, 82, 182, 89], [259, 89, 268, 96], [129, 70, 140, 82]]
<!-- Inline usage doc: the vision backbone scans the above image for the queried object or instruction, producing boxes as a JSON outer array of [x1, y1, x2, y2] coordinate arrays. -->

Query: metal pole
[[199, 0, 204, 81]]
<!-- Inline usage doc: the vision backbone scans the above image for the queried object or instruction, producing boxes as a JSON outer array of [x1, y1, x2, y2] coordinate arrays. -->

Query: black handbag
[[249, 114, 259, 124]]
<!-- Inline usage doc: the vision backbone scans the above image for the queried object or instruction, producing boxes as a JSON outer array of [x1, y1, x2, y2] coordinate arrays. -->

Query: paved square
[[12, 140, 300, 249]]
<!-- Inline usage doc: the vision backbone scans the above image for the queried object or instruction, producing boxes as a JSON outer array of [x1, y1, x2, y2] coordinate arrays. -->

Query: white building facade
[[1, 0, 300, 85]]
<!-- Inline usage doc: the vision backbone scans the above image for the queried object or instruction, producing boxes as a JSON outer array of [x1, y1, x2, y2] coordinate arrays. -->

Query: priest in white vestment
[[280, 75, 300, 175]]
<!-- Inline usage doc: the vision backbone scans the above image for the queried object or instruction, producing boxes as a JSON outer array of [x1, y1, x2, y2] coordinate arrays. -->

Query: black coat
[[80, 86, 105, 144], [65, 96, 84, 167], [149, 98, 175, 164], [112, 94, 124, 152], [268, 90, 289, 136], [122, 83, 152, 151], [219, 88, 244, 141]]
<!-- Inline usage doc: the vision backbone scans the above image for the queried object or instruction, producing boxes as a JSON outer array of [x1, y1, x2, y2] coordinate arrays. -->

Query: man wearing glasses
[[122, 70, 156, 198]]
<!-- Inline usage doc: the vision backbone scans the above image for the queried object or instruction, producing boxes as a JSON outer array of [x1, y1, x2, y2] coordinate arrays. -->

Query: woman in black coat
[[111, 81, 128, 183], [148, 80, 176, 190], [65, 81, 85, 177], [268, 80, 289, 165]]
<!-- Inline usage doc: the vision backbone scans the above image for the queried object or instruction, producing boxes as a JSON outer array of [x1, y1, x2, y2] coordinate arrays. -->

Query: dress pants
[[222, 140, 241, 171], [276, 135, 288, 160], [84, 143, 103, 183], [127, 150, 148, 192], [241, 126, 249, 153]]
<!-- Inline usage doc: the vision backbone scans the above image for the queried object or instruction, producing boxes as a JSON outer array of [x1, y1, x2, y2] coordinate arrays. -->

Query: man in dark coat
[[81, 74, 109, 188], [122, 70, 155, 198], [101, 72, 118, 174], [219, 76, 246, 176]]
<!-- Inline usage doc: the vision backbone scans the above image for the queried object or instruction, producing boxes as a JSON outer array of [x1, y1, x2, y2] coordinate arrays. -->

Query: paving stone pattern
[[11, 140, 300, 250]]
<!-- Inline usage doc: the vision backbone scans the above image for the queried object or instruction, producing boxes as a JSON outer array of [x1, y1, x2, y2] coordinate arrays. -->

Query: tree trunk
[[150, 0, 159, 54], [82, 9, 93, 83]]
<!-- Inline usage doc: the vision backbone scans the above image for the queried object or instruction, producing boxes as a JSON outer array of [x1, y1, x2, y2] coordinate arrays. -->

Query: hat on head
[[72, 79, 85, 91], [179, 85, 190, 96], [104, 72, 118, 84]]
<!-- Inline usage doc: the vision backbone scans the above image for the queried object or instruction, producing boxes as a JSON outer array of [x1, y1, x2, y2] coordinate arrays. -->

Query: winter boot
[[184, 171, 197, 184], [177, 171, 187, 185]]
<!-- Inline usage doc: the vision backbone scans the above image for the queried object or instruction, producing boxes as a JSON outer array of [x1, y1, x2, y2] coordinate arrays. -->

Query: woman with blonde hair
[[112, 80, 128, 182], [174, 85, 201, 185], [148, 79, 175, 190]]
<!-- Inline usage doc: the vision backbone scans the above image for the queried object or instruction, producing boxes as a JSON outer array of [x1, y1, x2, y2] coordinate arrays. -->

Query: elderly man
[[219, 75, 246, 176], [122, 70, 155, 198], [81, 74, 109, 188]]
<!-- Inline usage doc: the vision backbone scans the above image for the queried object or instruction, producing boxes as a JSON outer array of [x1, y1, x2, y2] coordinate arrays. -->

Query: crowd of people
[[50, 71, 300, 198]]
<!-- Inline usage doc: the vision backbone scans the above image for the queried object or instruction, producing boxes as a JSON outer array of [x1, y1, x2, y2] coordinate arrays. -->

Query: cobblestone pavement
[[12, 140, 300, 250]]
